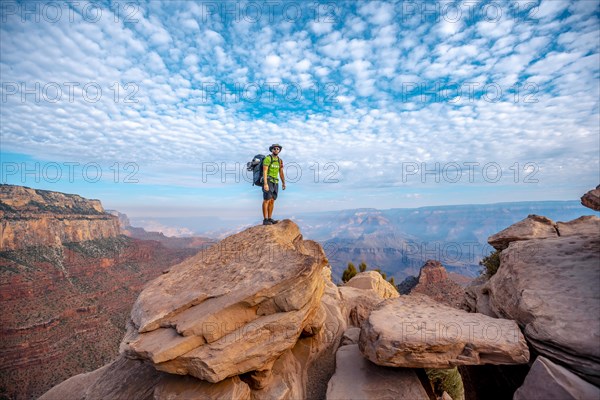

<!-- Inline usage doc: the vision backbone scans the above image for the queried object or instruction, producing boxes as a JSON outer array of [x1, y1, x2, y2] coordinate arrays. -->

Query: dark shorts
[[263, 180, 279, 200]]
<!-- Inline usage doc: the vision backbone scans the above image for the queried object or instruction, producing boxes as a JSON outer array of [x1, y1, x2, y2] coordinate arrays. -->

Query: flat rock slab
[[326, 344, 429, 400], [359, 294, 529, 368], [488, 215, 558, 250], [556, 215, 600, 237], [514, 356, 600, 400], [122, 220, 327, 382]]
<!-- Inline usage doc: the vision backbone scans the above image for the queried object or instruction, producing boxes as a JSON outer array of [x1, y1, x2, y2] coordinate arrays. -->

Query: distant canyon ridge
[[130, 199, 596, 281]]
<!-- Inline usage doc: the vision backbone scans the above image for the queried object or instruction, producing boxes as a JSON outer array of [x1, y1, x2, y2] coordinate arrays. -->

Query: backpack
[[246, 154, 280, 186], [247, 154, 266, 186]]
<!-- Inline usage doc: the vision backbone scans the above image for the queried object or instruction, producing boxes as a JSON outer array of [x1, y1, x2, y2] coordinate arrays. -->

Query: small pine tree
[[342, 262, 358, 283], [359, 261, 367, 272], [480, 250, 501, 278], [389, 276, 395, 286]]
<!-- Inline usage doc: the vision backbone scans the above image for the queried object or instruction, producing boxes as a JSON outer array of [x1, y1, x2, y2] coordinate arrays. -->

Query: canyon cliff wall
[[0, 184, 120, 251]]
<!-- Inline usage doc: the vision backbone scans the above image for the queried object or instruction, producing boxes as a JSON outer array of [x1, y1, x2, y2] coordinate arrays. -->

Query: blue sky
[[1, 0, 599, 225]]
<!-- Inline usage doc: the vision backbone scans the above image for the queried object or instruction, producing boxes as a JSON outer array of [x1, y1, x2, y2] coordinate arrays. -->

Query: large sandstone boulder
[[42, 220, 349, 399], [514, 356, 600, 400], [581, 185, 600, 211], [344, 271, 399, 298], [248, 266, 347, 400], [121, 220, 327, 383], [486, 227, 600, 384], [359, 294, 529, 368], [326, 344, 429, 400], [488, 214, 558, 251]]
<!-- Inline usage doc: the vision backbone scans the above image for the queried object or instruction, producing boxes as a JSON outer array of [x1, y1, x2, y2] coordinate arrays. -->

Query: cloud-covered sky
[[1, 0, 598, 220]]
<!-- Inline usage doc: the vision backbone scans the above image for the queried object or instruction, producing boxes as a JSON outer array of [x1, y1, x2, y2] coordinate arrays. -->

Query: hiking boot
[[269, 218, 279, 224], [263, 218, 273, 225]]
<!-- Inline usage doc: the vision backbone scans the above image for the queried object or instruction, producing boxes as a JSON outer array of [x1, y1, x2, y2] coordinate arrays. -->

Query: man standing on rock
[[262, 144, 286, 225]]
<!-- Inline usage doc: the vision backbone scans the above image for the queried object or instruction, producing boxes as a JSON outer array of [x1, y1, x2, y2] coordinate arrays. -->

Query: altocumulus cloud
[[0, 0, 598, 213]]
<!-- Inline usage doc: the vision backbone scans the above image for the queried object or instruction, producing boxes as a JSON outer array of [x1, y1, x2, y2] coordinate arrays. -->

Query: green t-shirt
[[263, 155, 282, 183]]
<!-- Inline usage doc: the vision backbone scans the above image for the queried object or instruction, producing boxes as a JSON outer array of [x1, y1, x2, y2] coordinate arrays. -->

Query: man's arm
[[279, 159, 286, 190], [263, 157, 269, 189]]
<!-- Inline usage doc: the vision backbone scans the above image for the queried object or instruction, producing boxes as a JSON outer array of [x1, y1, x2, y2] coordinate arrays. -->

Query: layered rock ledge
[[486, 219, 600, 384], [0, 184, 119, 250], [121, 219, 327, 383], [359, 294, 529, 368]]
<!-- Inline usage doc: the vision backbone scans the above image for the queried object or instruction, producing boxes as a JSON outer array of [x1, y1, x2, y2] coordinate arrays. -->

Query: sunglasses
[[273, 147, 281, 150]]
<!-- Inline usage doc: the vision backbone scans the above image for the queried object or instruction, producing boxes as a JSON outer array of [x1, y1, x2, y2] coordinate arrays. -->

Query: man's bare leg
[[262, 200, 269, 219], [267, 199, 274, 218]]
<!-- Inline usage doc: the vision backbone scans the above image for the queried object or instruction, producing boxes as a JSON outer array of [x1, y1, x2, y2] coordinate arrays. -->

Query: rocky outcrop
[[514, 357, 600, 400], [486, 229, 600, 384], [0, 184, 119, 250], [468, 212, 600, 387], [487, 214, 558, 251], [121, 220, 326, 383], [410, 260, 465, 308], [326, 344, 429, 400], [339, 271, 399, 327], [343, 270, 398, 298], [359, 294, 529, 368], [556, 215, 600, 236], [42, 220, 351, 400], [39, 354, 252, 400], [581, 185, 600, 211]]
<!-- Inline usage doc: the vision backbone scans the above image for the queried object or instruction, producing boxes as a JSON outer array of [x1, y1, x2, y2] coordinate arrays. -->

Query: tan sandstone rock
[[339, 271, 399, 327], [40, 356, 161, 400], [247, 266, 347, 400], [40, 355, 252, 400], [154, 374, 251, 400], [359, 294, 529, 368], [0, 184, 119, 251], [326, 344, 429, 400], [488, 214, 558, 251], [581, 185, 600, 211], [514, 356, 600, 400], [122, 220, 326, 383], [340, 327, 361, 346], [486, 231, 600, 384], [556, 215, 600, 237], [344, 271, 399, 298]]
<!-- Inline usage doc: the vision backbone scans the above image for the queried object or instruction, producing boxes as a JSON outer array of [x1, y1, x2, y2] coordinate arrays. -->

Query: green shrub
[[426, 367, 465, 400], [359, 261, 367, 272], [341, 262, 357, 283], [480, 249, 501, 278]]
